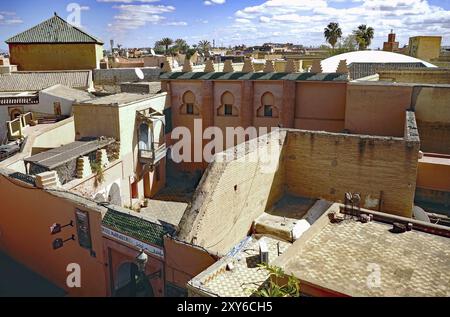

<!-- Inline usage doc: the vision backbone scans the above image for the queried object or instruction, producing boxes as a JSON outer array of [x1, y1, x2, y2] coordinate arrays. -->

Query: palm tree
[[324, 22, 342, 49], [174, 38, 189, 54], [158, 37, 174, 55], [198, 40, 211, 53], [353, 25, 374, 50]]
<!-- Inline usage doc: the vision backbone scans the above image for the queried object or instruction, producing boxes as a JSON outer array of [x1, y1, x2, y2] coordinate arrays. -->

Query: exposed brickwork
[[177, 132, 287, 256], [284, 130, 419, 217]]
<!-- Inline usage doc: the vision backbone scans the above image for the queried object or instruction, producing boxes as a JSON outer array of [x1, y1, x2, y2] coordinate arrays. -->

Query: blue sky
[[1, 0, 449, 51]]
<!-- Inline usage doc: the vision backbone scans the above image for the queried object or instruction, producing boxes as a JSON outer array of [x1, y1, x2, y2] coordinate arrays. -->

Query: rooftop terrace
[[273, 204, 450, 297]]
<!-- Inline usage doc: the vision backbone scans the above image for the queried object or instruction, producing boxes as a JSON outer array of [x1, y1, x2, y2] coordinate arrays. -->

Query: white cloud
[[226, 0, 450, 47], [0, 11, 23, 25], [166, 21, 188, 26], [97, 0, 161, 3], [109, 4, 176, 30], [204, 0, 226, 6]]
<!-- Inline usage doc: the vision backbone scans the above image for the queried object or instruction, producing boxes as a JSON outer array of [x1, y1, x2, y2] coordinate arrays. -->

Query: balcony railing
[[0, 95, 39, 105], [139, 144, 166, 166]]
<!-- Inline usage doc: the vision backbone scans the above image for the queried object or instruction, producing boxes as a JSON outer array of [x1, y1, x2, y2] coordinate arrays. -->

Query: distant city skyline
[[1, 0, 450, 51]]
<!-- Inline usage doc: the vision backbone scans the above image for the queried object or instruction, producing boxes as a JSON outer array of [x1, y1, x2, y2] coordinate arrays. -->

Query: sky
[[0, 0, 450, 51]]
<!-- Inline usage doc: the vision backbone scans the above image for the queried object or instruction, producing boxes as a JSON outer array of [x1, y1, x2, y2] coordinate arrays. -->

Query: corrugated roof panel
[[0, 71, 92, 92]]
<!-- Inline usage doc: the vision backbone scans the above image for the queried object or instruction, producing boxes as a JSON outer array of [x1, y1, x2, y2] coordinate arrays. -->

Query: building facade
[[6, 13, 104, 71]]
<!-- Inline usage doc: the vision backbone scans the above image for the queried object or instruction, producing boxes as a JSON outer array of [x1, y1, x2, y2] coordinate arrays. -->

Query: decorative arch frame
[[217, 91, 239, 117], [257, 92, 279, 118], [180, 90, 200, 115]]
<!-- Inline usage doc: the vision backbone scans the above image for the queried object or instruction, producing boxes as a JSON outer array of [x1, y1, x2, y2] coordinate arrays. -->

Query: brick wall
[[414, 86, 450, 155], [284, 130, 419, 217], [177, 131, 286, 256]]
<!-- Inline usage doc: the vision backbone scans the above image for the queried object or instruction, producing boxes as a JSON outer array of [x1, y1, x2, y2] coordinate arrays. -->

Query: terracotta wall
[[345, 83, 413, 137], [164, 237, 216, 291], [103, 237, 164, 297], [167, 80, 348, 171], [0, 172, 108, 296], [284, 130, 419, 217], [295, 82, 346, 132]]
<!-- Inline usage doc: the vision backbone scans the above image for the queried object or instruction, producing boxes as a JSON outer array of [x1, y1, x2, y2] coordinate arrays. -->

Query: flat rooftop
[[24, 138, 114, 170], [140, 199, 188, 228], [273, 206, 450, 297], [77, 92, 161, 107]]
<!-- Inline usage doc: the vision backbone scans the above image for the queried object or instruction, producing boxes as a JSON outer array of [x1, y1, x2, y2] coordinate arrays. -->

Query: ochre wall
[[414, 86, 450, 155], [284, 131, 419, 217], [73, 104, 120, 141], [345, 83, 413, 137], [416, 156, 450, 192], [0, 174, 108, 296], [9, 43, 103, 71], [378, 69, 450, 84], [408, 37, 441, 61]]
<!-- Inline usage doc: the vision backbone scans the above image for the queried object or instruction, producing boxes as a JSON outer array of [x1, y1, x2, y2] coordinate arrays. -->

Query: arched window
[[217, 91, 238, 117], [257, 92, 279, 118], [138, 123, 150, 151], [181, 91, 199, 115]]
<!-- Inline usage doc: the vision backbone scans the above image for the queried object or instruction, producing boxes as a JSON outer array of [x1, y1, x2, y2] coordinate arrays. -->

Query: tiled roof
[[188, 236, 291, 297], [160, 72, 349, 82], [0, 71, 92, 92], [6, 14, 103, 44], [275, 212, 450, 297], [102, 208, 175, 247]]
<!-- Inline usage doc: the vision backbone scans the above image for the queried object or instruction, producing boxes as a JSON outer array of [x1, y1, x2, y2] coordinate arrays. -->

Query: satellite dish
[[135, 68, 145, 80], [413, 205, 431, 223]]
